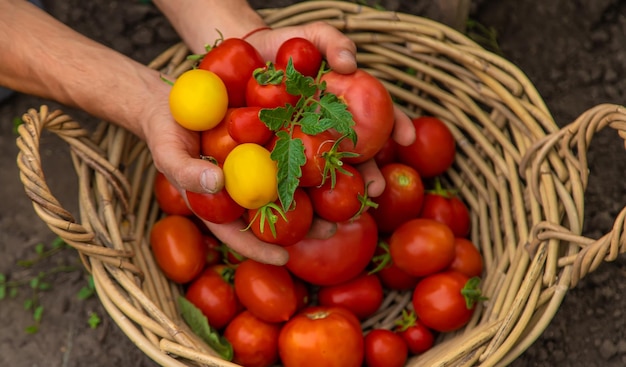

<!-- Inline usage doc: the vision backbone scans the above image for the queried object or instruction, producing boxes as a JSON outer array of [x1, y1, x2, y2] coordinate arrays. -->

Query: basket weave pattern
[[15, 2, 626, 366]]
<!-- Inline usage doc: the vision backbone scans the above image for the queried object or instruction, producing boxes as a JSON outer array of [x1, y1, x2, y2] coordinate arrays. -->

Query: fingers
[[357, 159, 386, 198], [304, 22, 357, 74], [391, 105, 416, 146], [306, 217, 337, 239]]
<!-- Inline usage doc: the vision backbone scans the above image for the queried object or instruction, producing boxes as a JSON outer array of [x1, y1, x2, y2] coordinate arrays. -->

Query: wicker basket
[[15, 1, 626, 366]]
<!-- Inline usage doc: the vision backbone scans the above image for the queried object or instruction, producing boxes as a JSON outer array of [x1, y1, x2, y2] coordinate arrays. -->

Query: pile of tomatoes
[[151, 35, 486, 367]]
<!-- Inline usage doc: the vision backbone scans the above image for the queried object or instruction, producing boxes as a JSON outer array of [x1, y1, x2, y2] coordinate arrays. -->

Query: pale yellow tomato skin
[[168, 69, 228, 131], [223, 143, 279, 210]]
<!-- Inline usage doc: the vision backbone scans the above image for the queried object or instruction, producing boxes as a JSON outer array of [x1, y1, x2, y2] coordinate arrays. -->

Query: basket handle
[[520, 103, 626, 287]]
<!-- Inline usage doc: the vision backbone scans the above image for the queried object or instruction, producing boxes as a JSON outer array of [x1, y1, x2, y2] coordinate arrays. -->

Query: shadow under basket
[[15, 1, 626, 366]]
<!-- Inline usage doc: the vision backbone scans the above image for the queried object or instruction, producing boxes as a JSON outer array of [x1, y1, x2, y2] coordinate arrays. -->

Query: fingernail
[[339, 49, 356, 65], [200, 169, 218, 193]]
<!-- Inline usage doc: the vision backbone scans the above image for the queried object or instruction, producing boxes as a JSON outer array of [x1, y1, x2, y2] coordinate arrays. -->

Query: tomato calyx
[[252, 62, 287, 86], [368, 240, 392, 275], [461, 276, 487, 309], [426, 177, 459, 199], [394, 309, 418, 332], [319, 135, 360, 189], [245, 202, 288, 239]]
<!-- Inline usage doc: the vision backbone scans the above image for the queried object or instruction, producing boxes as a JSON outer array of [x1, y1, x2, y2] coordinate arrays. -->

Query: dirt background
[[1, 0, 625, 366]]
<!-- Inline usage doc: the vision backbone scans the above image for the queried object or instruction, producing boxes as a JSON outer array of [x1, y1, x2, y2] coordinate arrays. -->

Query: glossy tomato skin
[[321, 69, 395, 163], [448, 237, 484, 278], [227, 106, 273, 145], [154, 171, 193, 216], [286, 211, 378, 286], [275, 37, 323, 77], [420, 192, 471, 238], [234, 259, 297, 323], [223, 310, 281, 367], [245, 70, 300, 109], [389, 218, 456, 277], [198, 38, 265, 107], [307, 164, 368, 223], [412, 270, 476, 332], [200, 110, 239, 163], [185, 265, 240, 330], [370, 163, 425, 234], [150, 215, 207, 284], [278, 306, 364, 367], [396, 320, 435, 355], [186, 188, 245, 224], [317, 272, 384, 320], [364, 329, 409, 367], [397, 116, 456, 178]]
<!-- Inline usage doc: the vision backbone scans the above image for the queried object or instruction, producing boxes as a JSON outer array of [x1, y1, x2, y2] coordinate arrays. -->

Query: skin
[[0, 0, 415, 265]]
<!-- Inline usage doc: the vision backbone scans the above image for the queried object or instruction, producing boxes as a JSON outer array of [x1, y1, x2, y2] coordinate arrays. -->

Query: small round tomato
[[364, 329, 408, 367], [153, 171, 193, 216], [412, 271, 482, 332], [448, 237, 484, 278], [234, 259, 297, 323], [370, 163, 425, 234], [223, 143, 278, 209], [420, 188, 471, 238], [245, 66, 300, 109], [200, 109, 239, 163], [275, 37, 323, 77], [186, 187, 245, 224], [389, 218, 455, 277], [185, 265, 240, 330], [291, 126, 336, 187], [223, 310, 281, 367], [169, 69, 228, 131], [397, 116, 456, 178], [202, 233, 222, 267], [394, 310, 435, 355], [227, 106, 273, 145], [279, 306, 364, 367], [149, 215, 207, 283], [317, 272, 384, 320]]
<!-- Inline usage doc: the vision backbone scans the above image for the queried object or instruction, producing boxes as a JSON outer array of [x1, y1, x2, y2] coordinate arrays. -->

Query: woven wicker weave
[[15, 1, 626, 366]]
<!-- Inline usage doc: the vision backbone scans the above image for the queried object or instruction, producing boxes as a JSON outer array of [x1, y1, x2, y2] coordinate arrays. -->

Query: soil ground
[[1, 1, 625, 366]]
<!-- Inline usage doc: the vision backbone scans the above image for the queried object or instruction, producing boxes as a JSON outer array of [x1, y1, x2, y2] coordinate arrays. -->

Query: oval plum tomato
[[420, 183, 471, 238], [200, 109, 239, 163], [389, 218, 455, 277], [278, 306, 364, 367], [394, 310, 435, 355], [227, 106, 273, 145], [370, 163, 425, 234], [275, 37, 323, 77], [185, 265, 240, 330], [286, 211, 378, 286], [307, 164, 374, 222], [317, 272, 384, 320], [412, 271, 483, 332], [245, 65, 300, 109], [370, 240, 418, 291], [149, 215, 207, 283], [448, 237, 484, 278], [168, 69, 228, 131], [198, 37, 265, 107], [321, 69, 395, 163], [248, 187, 313, 247], [223, 143, 278, 209], [397, 116, 456, 178], [186, 187, 245, 224], [234, 259, 297, 323], [223, 310, 281, 367], [364, 329, 408, 367], [153, 171, 192, 216]]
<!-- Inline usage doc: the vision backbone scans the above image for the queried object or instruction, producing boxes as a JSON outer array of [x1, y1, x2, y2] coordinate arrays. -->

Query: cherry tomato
[[420, 189, 471, 238], [389, 218, 455, 277], [223, 310, 281, 367], [234, 259, 297, 323], [153, 171, 193, 216], [291, 126, 336, 187], [186, 188, 245, 224], [227, 106, 273, 145], [448, 237, 484, 278], [317, 272, 384, 320], [185, 265, 240, 330], [394, 310, 435, 355], [278, 306, 364, 367], [275, 37, 323, 77], [245, 65, 300, 109], [397, 116, 456, 178], [364, 329, 408, 367], [202, 233, 222, 267], [370, 163, 425, 234], [200, 109, 239, 163], [149, 215, 207, 283], [286, 211, 378, 286], [198, 38, 265, 107]]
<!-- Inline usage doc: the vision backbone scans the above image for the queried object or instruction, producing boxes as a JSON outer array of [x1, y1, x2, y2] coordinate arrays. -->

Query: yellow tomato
[[168, 69, 228, 131], [223, 143, 278, 209]]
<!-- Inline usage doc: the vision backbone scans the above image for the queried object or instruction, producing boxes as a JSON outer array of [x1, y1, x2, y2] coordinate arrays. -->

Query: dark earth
[[1, 1, 626, 366]]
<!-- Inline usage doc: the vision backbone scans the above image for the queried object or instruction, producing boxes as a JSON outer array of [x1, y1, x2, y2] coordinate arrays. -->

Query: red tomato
[[412, 271, 481, 332], [420, 190, 471, 238], [247, 187, 313, 247], [448, 237, 484, 278], [318, 272, 384, 320], [278, 306, 364, 367], [292, 276, 311, 312], [200, 110, 238, 163], [286, 211, 378, 286], [321, 69, 395, 163], [223, 310, 281, 367], [234, 259, 297, 323], [394, 310, 435, 355], [227, 106, 273, 145], [370, 240, 419, 291], [153, 171, 193, 216], [292, 126, 336, 187], [397, 116, 456, 178], [275, 37, 323, 77], [373, 137, 399, 168], [307, 164, 373, 222], [185, 265, 240, 330], [149, 215, 207, 283], [245, 66, 300, 108], [389, 218, 455, 277], [186, 188, 246, 224], [202, 233, 222, 266], [364, 329, 408, 367], [198, 38, 265, 107], [370, 163, 425, 234]]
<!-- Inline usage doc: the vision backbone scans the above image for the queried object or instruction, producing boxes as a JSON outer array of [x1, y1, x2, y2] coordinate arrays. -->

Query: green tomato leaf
[[33, 305, 44, 322], [259, 105, 296, 131], [318, 92, 357, 145], [270, 131, 305, 211], [284, 59, 318, 98], [178, 296, 233, 361], [88, 312, 101, 329]]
